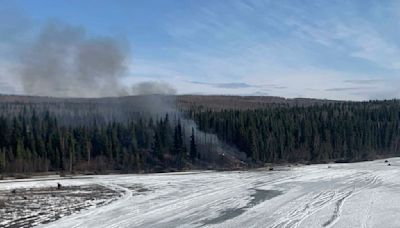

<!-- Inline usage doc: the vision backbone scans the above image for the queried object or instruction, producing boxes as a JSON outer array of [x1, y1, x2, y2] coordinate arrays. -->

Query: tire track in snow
[[269, 170, 382, 228], [73, 183, 133, 228], [93, 178, 250, 227], [322, 190, 353, 227], [270, 190, 338, 228], [321, 172, 380, 228], [361, 189, 374, 228]]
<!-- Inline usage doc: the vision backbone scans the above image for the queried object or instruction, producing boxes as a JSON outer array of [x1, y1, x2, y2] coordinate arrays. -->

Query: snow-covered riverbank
[[1, 158, 400, 228]]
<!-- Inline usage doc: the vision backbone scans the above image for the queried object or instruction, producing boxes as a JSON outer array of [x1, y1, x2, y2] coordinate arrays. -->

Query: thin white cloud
[[147, 1, 400, 100]]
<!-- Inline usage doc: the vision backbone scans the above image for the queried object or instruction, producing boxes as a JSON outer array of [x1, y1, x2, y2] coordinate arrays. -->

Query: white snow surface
[[1, 158, 400, 228]]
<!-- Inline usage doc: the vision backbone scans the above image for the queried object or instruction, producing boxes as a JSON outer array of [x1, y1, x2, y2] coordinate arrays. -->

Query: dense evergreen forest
[[189, 100, 400, 163], [0, 110, 212, 174], [0, 95, 399, 175]]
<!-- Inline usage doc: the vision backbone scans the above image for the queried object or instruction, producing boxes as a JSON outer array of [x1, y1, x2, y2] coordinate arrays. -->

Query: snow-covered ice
[[1, 158, 400, 227]]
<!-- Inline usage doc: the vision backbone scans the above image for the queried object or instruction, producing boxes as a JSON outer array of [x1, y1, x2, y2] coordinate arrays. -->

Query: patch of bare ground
[[0, 185, 122, 228]]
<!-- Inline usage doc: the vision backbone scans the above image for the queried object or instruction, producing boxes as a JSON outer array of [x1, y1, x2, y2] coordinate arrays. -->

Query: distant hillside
[[177, 95, 341, 110], [0, 94, 342, 125], [0, 94, 341, 111]]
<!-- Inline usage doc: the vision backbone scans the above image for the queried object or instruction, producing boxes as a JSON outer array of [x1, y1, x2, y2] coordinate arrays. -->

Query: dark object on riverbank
[[57, 183, 62, 189], [334, 159, 351, 163], [385, 160, 389, 163]]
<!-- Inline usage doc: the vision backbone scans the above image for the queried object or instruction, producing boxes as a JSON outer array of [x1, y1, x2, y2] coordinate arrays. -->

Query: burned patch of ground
[[0, 185, 122, 228]]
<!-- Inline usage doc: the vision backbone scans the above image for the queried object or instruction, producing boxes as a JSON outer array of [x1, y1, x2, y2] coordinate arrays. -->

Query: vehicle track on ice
[[322, 190, 353, 227], [269, 171, 381, 228], [270, 190, 340, 228], [323, 171, 381, 228]]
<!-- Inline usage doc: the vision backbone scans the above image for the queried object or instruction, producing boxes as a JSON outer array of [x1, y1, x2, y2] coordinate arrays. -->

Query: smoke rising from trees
[[19, 21, 130, 97], [131, 81, 177, 96], [0, 14, 178, 98]]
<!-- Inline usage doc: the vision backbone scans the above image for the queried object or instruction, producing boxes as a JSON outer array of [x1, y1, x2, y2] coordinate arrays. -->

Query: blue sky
[[1, 0, 400, 100]]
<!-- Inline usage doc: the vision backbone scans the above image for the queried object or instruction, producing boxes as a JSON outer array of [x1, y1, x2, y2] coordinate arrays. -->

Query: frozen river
[[1, 158, 400, 228]]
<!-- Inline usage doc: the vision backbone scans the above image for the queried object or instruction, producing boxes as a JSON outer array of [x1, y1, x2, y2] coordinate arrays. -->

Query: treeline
[[189, 100, 400, 163], [0, 111, 202, 174], [1, 98, 400, 174]]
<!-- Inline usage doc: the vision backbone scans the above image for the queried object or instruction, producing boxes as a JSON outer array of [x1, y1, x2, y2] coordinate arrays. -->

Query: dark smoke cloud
[[0, 12, 179, 98], [19, 21, 129, 97]]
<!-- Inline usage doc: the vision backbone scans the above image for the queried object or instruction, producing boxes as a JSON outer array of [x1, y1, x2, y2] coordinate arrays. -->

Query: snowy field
[[1, 158, 400, 228]]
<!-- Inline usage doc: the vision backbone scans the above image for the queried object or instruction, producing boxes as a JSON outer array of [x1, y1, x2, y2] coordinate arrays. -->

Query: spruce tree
[[190, 127, 197, 161]]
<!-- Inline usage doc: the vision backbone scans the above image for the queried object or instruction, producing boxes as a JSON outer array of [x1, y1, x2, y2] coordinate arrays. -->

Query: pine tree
[[0, 148, 5, 172], [190, 127, 197, 161], [173, 120, 185, 169]]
